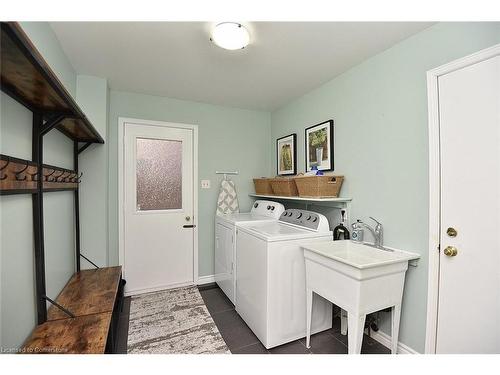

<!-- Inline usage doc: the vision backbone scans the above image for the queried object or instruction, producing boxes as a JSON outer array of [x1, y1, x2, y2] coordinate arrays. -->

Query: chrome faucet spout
[[360, 222, 376, 242], [360, 217, 384, 248]]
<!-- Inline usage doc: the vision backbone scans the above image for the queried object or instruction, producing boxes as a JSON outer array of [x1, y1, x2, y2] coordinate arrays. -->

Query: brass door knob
[[444, 246, 458, 257]]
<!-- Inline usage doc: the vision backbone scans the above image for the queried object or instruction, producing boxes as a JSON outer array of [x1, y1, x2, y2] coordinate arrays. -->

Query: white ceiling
[[50, 22, 433, 111]]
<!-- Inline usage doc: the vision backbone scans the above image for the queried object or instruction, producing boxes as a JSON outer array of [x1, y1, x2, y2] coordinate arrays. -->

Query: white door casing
[[426, 45, 500, 353], [118, 118, 198, 295]]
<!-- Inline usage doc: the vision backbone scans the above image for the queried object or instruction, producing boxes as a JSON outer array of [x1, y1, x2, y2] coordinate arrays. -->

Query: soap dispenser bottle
[[333, 210, 350, 240], [351, 220, 364, 242]]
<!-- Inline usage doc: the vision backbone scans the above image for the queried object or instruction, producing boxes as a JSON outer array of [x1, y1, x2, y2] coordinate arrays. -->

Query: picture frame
[[305, 120, 334, 171], [276, 133, 297, 176]]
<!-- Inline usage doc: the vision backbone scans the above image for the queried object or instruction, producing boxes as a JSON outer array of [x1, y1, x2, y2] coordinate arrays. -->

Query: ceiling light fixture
[[210, 22, 250, 50]]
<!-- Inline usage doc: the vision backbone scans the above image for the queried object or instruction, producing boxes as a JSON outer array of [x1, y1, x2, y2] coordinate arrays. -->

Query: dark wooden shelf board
[[0, 22, 104, 144], [21, 312, 112, 354], [48, 266, 122, 321]]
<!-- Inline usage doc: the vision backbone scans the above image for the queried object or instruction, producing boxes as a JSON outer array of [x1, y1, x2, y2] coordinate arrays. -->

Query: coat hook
[[0, 157, 10, 180], [27, 167, 40, 181], [52, 170, 65, 182], [67, 172, 76, 183], [57, 171, 70, 183], [64, 173, 75, 183], [14, 161, 30, 181], [70, 172, 83, 183], [76, 172, 83, 183], [44, 169, 55, 182]]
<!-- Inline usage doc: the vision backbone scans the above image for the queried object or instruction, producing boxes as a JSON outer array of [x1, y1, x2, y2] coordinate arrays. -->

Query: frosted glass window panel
[[136, 138, 182, 211]]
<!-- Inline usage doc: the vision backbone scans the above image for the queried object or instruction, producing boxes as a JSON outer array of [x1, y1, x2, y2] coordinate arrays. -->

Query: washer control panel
[[250, 200, 285, 219], [279, 209, 329, 232]]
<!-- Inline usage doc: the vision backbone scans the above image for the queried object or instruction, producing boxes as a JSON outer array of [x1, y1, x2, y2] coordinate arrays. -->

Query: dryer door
[[215, 221, 235, 304]]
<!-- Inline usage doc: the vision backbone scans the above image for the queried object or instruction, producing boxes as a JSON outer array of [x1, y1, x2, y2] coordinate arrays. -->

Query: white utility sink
[[304, 240, 420, 272], [302, 240, 420, 354]]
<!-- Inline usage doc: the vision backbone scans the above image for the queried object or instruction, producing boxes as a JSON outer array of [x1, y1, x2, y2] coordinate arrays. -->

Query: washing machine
[[235, 208, 333, 349], [215, 200, 285, 304]]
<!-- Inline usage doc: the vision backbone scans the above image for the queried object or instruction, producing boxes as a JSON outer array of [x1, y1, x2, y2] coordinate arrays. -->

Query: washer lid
[[216, 212, 278, 225], [238, 221, 332, 242]]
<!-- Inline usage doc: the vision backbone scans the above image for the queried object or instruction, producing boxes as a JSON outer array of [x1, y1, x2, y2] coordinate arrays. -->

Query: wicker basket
[[253, 178, 274, 195], [269, 177, 299, 196], [293, 175, 344, 198]]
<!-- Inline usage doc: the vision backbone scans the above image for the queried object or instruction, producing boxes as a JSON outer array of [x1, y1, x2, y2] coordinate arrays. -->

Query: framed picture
[[276, 133, 297, 175], [305, 120, 334, 171]]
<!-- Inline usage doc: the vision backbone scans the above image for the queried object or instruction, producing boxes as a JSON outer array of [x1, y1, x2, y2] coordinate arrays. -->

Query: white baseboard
[[197, 274, 215, 285], [124, 281, 194, 297], [124, 276, 215, 296], [369, 329, 419, 354]]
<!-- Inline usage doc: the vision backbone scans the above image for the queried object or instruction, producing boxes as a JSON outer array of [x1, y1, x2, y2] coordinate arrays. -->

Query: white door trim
[[118, 117, 199, 287], [425, 43, 500, 354]]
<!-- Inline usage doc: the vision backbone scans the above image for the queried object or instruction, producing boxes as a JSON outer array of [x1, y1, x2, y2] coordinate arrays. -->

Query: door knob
[[444, 246, 458, 257]]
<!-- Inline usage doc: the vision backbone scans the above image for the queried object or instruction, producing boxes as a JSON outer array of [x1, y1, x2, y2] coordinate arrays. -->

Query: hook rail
[[1, 154, 82, 195]]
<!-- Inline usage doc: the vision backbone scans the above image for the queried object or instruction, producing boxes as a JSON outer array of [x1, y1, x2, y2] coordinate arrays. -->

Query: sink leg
[[340, 309, 348, 335], [305, 288, 313, 349], [391, 304, 401, 354], [347, 312, 365, 354]]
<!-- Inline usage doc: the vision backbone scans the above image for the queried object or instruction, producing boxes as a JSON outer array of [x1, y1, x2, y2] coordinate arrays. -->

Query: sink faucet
[[359, 217, 385, 249]]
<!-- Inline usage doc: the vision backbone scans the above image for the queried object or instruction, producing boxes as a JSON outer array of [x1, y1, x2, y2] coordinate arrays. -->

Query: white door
[[215, 222, 234, 303], [123, 121, 195, 295], [436, 55, 500, 353]]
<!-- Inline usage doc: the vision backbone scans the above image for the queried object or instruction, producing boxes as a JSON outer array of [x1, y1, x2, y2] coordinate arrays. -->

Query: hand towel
[[216, 179, 239, 215]]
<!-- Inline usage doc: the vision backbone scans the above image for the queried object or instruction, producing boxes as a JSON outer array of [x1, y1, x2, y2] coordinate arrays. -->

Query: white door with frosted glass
[[124, 122, 194, 295], [436, 55, 500, 353]]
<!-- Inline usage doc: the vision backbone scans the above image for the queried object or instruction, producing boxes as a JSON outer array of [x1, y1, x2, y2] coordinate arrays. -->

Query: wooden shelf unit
[[22, 266, 123, 354], [47, 267, 122, 321], [1, 22, 104, 143], [1, 21, 108, 334], [22, 313, 112, 354]]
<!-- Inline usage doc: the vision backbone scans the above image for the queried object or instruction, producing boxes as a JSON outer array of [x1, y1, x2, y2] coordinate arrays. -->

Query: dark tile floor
[[113, 284, 390, 354], [199, 285, 390, 355]]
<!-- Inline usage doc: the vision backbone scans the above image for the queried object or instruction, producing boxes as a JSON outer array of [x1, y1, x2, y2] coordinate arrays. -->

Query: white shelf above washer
[[249, 194, 352, 204]]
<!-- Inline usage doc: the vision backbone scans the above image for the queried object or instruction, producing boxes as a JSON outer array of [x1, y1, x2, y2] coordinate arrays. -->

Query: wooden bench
[[22, 266, 124, 354]]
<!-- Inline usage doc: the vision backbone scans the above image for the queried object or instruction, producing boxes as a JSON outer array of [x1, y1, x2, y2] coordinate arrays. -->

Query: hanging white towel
[[216, 179, 240, 215]]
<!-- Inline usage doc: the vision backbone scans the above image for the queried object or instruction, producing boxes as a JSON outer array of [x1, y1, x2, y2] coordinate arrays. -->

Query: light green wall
[[107, 90, 272, 276], [271, 22, 500, 353], [76, 75, 110, 269]]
